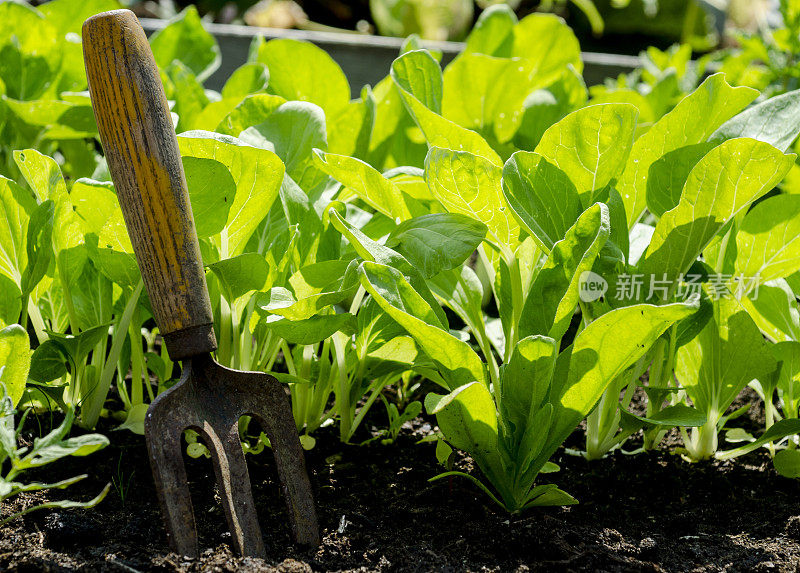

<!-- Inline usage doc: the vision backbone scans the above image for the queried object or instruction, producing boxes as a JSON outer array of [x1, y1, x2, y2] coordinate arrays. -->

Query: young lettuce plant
[[6, 149, 146, 430], [575, 75, 800, 458], [0, 324, 109, 524], [253, 199, 485, 443], [688, 149, 800, 464], [358, 259, 692, 510], [762, 341, 800, 476]]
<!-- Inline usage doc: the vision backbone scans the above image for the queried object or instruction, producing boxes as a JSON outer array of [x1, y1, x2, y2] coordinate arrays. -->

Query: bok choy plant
[[0, 323, 109, 524]]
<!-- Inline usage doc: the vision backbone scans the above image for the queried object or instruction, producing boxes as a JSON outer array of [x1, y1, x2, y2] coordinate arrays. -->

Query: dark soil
[[2, 389, 799, 573]]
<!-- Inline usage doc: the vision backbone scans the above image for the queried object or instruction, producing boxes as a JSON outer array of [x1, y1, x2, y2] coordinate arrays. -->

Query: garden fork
[[82, 10, 319, 558]]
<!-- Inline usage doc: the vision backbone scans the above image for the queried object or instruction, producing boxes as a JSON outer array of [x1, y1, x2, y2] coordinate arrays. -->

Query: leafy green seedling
[[0, 384, 110, 525]]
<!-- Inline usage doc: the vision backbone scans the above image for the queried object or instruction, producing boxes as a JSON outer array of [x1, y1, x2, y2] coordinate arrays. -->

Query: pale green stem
[[26, 298, 47, 344], [81, 281, 143, 429], [332, 333, 350, 442]]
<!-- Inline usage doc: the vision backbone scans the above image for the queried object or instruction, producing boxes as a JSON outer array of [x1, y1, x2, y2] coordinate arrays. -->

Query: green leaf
[[358, 261, 441, 328], [393, 50, 443, 113], [359, 261, 485, 390], [257, 261, 357, 321], [0, 276, 21, 326], [639, 138, 794, 286], [774, 448, 800, 478], [424, 147, 519, 250], [519, 203, 610, 341], [2, 98, 87, 131], [289, 260, 351, 299], [260, 313, 355, 345], [46, 324, 110, 371], [742, 279, 800, 342], [425, 381, 498, 461], [19, 433, 109, 469], [442, 53, 551, 143], [391, 51, 501, 164], [29, 340, 68, 383], [256, 38, 349, 116], [181, 157, 234, 239], [20, 200, 53, 298], [710, 88, 800, 152], [71, 179, 138, 287], [178, 131, 284, 256], [0, 3, 59, 100], [165, 61, 208, 132], [464, 4, 517, 57], [510, 13, 583, 79], [312, 150, 410, 220], [499, 336, 557, 447], [207, 253, 269, 304], [0, 176, 34, 288], [328, 209, 448, 327], [514, 67, 587, 151], [535, 104, 638, 206], [149, 6, 220, 82], [385, 213, 487, 279], [772, 340, 800, 411], [40, 0, 120, 37], [618, 74, 758, 226], [328, 92, 376, 160], [0, 482, 111, 526], [674, 288, 713, 347], [736, 194, 800, 284], [435, 439, 453, 466], [429, 265, 490, 359], [70, 179, 128, 248], [14, 149, 81, 253], [677, 299, 776, 423], [260, 286, 350, 322], [114, 403, 148, 436], [524, 484, 577, 507], [0, 325, 30, 407], [221, 62, 269, 99], [215, 93, 285, 136], [38, 0, 120, 95], [365, 75, 413, 168], [68, 248, 113, 331], [366, 336, 418, 375], [645, 142, 717, 218], [619, 403, 707, 432], [239, 102, 328, 193], [543, 302, 694, 464], [501, 151, 582, 252], [717, 419, 800, 460], [86, 247, 139, 290]]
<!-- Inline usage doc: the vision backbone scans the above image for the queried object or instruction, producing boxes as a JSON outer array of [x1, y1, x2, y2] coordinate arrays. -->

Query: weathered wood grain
[[83, 9, 216, 359]]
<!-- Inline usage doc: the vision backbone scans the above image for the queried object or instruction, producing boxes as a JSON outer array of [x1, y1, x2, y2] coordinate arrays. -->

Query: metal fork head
[[144, 353, 319, 558]]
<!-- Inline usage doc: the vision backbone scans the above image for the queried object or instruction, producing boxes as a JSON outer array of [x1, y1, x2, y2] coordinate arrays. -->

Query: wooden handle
[[83, 10, 215, 360]]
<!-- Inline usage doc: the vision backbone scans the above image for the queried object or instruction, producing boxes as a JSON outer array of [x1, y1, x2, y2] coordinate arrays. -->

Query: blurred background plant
[[24, 0, 772, 55]]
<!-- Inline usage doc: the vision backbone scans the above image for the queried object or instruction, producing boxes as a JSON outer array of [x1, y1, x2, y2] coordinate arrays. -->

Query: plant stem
[[80, 281, 143, 429], [332, 333, 350, 442]]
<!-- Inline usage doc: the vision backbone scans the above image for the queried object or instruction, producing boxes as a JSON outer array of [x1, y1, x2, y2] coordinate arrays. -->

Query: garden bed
[[2, 389, 799, 573], [5, 3, 800, 572]]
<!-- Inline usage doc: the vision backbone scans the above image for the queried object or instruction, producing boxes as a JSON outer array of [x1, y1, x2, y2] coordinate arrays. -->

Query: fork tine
[[250, 377, 321, 547], [204, 419, 266, 557], [145, 380, 200, 556]]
